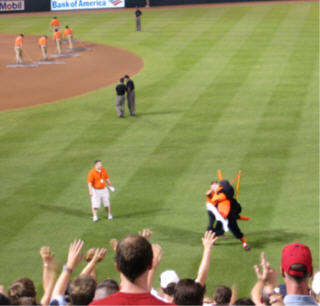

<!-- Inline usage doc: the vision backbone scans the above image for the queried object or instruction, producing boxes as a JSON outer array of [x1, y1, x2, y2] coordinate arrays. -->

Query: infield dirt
[[0, 33, 143, 111]]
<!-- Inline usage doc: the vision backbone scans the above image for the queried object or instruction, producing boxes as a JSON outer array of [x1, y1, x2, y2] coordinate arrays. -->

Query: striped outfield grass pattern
[[0, 1, 318, 297]]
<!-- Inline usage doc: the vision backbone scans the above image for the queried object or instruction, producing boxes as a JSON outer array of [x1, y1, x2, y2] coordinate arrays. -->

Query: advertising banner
[[0, 0, 25, 12], [51, 0, 125, 10]]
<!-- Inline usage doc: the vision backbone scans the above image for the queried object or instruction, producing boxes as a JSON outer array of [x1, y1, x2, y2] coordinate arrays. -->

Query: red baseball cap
[[281, 243, 313, 277]]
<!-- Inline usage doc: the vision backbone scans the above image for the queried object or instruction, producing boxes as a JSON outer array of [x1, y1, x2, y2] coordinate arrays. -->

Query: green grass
[[0, 1, 318, 299]]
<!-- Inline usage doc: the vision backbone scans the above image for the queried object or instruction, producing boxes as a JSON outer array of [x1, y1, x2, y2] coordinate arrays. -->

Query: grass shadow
[[39, 204, 89, 218], [216, 228, 307, 249], [115, 209, 165, 219], [136, 110, 184, 117], [152, 222, 203, 246]]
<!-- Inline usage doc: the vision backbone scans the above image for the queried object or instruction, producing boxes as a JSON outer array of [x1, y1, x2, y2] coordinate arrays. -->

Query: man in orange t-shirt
[[50, 16, 60, 31], [88, 160, 115, 222], [64, 25, 74, 50], [14, 34, 24, 64], [38, 35, 48, 60], [53, 29, 62, 54]]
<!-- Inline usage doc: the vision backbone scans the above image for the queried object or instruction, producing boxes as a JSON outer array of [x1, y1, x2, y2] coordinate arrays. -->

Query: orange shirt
[[15, 36, 23, 47], [53, 31, 62, 40], [50, 19, 60, 27], [64, 28, 73, 36], [88, 168, 109, 189], [38, 36, 47, 46], [211, 192, 231, 219]]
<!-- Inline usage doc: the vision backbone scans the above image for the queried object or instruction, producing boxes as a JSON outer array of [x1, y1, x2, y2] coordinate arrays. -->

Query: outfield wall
[[0, 0, 291, 12], [126, 0, 286, 6]]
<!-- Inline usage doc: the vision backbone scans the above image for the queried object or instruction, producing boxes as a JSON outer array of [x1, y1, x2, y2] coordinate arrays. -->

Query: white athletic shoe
[[108, 214, 113, 220], [243, 242, 250, 251], [93, 215, 98, 222]]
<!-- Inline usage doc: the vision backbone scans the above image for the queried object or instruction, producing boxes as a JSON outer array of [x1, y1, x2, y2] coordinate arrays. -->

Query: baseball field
[[0, 0, 318, 299]]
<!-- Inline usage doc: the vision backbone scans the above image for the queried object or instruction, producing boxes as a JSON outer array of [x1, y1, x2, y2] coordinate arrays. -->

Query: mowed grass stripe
[[0, 88, 139, 246], [163, 2, 311, 227], [239, 3, 317, 251], [126, 4, 294, 286], [0, 98, 111, 198], [264, 3, 318, 248], [104, 5, 272, 213], [138, 6, 257, 112], [123, 8, 225, 49], [0, 4, 272, 286], [170, 5, 315, 294], [84, 4, 261, 191], [0, 2, 317, 294], [271, 65, 318, 256], [103, 5, 291, 261], [69, 14, 121, 39], [187, 2, 313, 206]]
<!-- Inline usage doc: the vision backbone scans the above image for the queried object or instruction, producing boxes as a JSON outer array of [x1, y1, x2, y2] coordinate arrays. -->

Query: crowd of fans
[[0, 229, 318, 305]]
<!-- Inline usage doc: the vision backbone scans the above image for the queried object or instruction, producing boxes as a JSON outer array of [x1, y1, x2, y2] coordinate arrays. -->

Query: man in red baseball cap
[[281, 242, 316, 305]]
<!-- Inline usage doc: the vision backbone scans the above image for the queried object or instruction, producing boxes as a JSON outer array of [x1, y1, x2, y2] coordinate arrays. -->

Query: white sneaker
[[93, 215, 98, 222], [108, 214, 113, 220]]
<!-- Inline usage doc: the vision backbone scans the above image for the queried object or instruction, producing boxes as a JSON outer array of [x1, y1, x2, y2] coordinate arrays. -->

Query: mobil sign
[[0, 0, 25, 11]]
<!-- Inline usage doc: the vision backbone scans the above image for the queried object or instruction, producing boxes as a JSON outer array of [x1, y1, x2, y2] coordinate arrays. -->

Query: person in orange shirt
[[53, 29, 62, 54], [50, 16, 60, 31], [64, 25, 73, 50], [88, 160, 115, 222], [207, 180, 250, 251], [38, 35, 48, 60], [14, 34, 24, 64]]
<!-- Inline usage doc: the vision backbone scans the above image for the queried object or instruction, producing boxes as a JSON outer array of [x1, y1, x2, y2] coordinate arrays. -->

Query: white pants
[[67, 34, 73, 49], [40, 45, 47, 60], [56, 38, 62, 54], [91, 188, 110, 209], [15, 46, 22, 64], [206, 203, 229, 232]]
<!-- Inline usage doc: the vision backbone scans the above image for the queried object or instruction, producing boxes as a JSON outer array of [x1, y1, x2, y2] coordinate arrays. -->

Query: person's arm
[[81, 248, 107, 279], [0, 285, 5, 295], [88, 182, 93, 196], [51, 240, 84, 299], [251, 252, 278, 306], [40, 246, 59, 306], [230, 284, 238, 305], [195, 231, 218, 287], [147, 244, 163, 291], [139, 228, 152, 240], [109, 239, 118, 251], [106, 178, 115, 192]]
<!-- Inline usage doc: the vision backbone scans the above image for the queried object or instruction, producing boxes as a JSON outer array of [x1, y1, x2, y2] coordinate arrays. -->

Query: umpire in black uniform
[[124, 75, 135, 116], [115, 78, 126, 118], [135, 7, 142, 31]]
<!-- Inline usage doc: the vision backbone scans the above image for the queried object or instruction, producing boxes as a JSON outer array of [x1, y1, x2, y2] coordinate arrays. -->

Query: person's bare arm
[[84, 248, 97, 280], [109, 239, 118, 251], [230, 284, 238, 305], [81, 248, 107, 279], [51, 240, 84, 298], [40, 246, 59, 306], [139, 228, 152, 240], [251, 252, 278, 306], [106, 179, 115, 191], [195, 231, 218, 287], [147, 244, 163, 291], [88, 182, 93, 196]]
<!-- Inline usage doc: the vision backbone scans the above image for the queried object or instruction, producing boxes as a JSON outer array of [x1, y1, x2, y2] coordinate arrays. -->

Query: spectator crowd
[[0, 229, 318, 305]]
